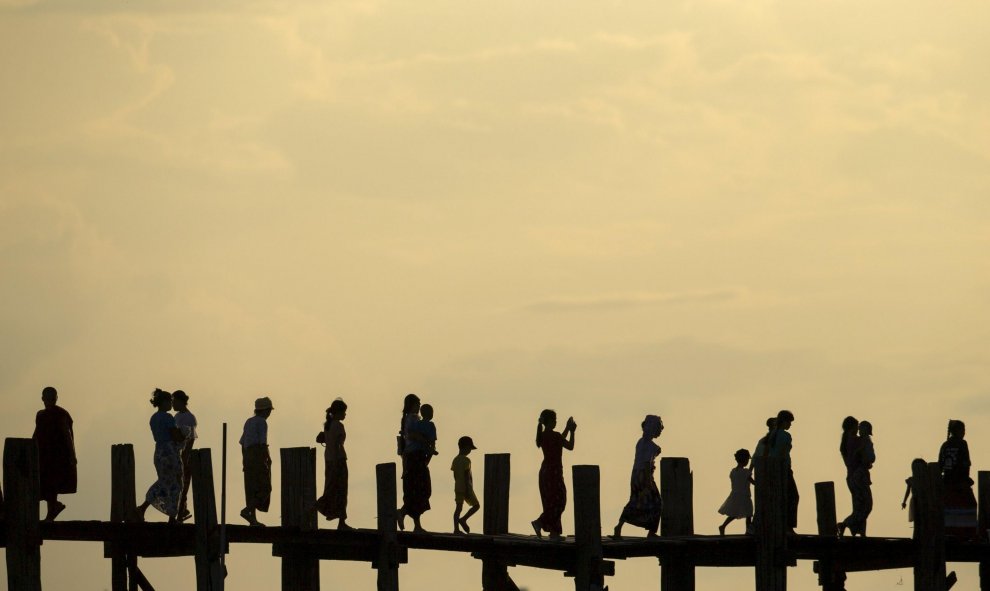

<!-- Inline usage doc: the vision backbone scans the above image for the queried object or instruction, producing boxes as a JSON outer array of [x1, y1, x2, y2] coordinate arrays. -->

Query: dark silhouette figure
[[766, 409, 798, 531], [398, 394, 432, 532], [718, 449, 754, 535], [613, 414, 663, 538], [452, 435, 480, 534], [531, 409, 576, 540], [172, 390, 197, 523], [33, 386, 77, 521], [239, 396, 274, 527], [838, 418, 875, 537], [316, 398, 351, 530], [752, 417, 776, 465], [939, 419, 977, 538], [136, 389, 184, 523], [901, 458, 924, 524]]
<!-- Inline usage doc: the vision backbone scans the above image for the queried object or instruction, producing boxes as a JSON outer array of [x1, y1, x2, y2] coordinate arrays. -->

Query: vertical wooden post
[[191, 449, 225, 591], [912, 460, 945, 591], [573, 465, 605, 591], [660, 457, 694, 591], [814, 482, 845, 590], [376, 463, 400, 591], [482, 454, 518, 591], [754, 456, 787, 591], [979, 471, 990, 590], [110, 444, 137, 591], [4, 438, 42, 591], [280, 447, 319, 591]]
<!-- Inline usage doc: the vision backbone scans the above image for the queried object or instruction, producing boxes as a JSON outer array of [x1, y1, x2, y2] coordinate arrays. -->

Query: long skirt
[[178, 440, 194, 515], [243, 444, 272, 513], [621, 466, 662, 531], [316, 459, 349, 520], [536, 462, 566, 534], [841, 467, 873, 535], [146, 442, 182, 517], [401, 451, 431, 517], [786, 469, 799, 529], [944, 481, 977, 538]]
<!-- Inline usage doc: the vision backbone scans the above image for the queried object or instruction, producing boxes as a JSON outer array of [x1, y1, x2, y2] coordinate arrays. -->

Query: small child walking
[[451, 436, 481, 534], [718, 448, 754, 535]]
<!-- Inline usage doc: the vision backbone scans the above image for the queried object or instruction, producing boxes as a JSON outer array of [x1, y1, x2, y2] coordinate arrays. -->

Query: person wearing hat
[[172, 389, 197, 522], [239, 396, 274, 526], [451, 435, 480, 534]]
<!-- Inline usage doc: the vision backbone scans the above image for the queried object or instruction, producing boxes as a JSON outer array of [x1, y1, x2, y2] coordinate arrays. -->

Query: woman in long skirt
[[940, 420, 977, 538], [137, 389, 184, 523], [613, 415, 663, 538], [531, 409, 576, 540], [398, 393, 432, 531], [316, 398, 351, 529]]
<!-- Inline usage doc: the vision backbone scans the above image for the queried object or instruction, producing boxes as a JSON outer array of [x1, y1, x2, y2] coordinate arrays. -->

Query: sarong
[[316, 459, 349, 520], [145, 441, 182, 517], [243, 444, 272, 513], [401, 451, 431, 517], [621, 466, 662, 530], [536, 461, 566, 534]]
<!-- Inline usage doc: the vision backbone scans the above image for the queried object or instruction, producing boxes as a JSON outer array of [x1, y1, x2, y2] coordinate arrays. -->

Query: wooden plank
[[979, 471, 990, 591], [913, 460, 945, 591], [376, 462, 400, 591], [191, 449, 225, 591], [754, 456, 787, 591], [481, 453, 518, 591], [660, 457, 695, 591], [279, 447, 320, 591], [813, 482, 845, 590], [4, 438, 42, 591], [573, 465, 606, 591]]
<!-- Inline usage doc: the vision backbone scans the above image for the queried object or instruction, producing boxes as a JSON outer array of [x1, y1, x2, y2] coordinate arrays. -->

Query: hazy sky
[[2, 0, 989, 589]]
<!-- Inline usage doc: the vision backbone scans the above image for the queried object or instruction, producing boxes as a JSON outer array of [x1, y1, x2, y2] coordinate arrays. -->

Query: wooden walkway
[[3, 438, 989, 591]]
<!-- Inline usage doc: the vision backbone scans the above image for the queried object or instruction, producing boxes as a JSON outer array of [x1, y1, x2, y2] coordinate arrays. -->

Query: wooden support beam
[[481, 453, 519, 591], [979, 471, 990, 591], [573, 465, 608, 591], [813, 482, 845, 591], [754, 456, 787, 591], [660, 457, 694, 591], [913, 459, 946, 591], [191, 449, 225, 591], [279, 447, 319, 591], [375, 462, 400, 591], [109, 444, 137, 591], [4, 438, 42, 591]]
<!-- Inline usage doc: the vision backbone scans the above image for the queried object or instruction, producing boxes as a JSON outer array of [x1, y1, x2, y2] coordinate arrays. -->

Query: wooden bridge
[[2, 437, 989, 591]]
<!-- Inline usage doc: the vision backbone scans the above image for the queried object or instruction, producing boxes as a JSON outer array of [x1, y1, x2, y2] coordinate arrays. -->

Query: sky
[[2, 0, 989, 589]]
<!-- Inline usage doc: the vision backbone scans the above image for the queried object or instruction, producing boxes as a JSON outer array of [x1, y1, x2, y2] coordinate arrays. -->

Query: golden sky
[[2, 0, 989, 589]]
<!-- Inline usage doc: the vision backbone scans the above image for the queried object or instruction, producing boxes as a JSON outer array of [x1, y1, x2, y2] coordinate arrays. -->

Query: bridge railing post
[[109, 443, 136, 591], [4, 438, 42, 591], [280, 447, 319, 591], [481, 453, 518, 590], [660, 457, 694, 591], [754, 455, 787, 591], [375, 462, 400, 591], [191, 448, 225, 591], [913, 460, 946, 591], [573, 465, 608, 591]]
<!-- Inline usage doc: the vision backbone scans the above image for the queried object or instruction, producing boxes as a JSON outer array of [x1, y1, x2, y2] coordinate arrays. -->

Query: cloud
[[522, 288, 741, 313]]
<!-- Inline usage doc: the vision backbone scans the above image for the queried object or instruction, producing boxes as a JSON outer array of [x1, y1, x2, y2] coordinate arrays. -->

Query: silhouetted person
[[718, 449, 754, 535], [752, 417, 776, 465], [531, 409, 576, 540], [173, 390, 197, 523], [398, 394, 431, 532], [33, 386, 77, 521], [451, 436, 480, 534], [136, 389, 184, 523], [939, 419, 977, 538], [901, 458, 924, 524], [239, 397, 274, 527], [414, 403, 439, 461], [316, 398, 351, 530], [612, 414, 663, 539], [838, 419, 875, 537], [767, 409, 798, 531]]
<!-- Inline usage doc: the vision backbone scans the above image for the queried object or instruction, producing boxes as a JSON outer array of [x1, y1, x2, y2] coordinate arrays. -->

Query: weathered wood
[[754, 456, 787, 591], [279, 447, 319, 591], [191, 449, 225, 591], [481, 453, 519, 591], [4, 438, 42, 591], [376, 462, 400, 591], [572, 465, 608, 591], [913, 460, 945, 591], [660, 457, 695, 591], [110, 444, 137, 591], [813, 482, 845, 591], [979, 471, 990, 591]]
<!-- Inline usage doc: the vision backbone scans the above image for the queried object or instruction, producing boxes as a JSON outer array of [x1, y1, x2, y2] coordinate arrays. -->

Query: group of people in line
[[22, 388, 981, 544]]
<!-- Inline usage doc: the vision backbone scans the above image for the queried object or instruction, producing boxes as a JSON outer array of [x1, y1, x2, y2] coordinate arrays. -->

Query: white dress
[[718, 466, 753, 518]]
